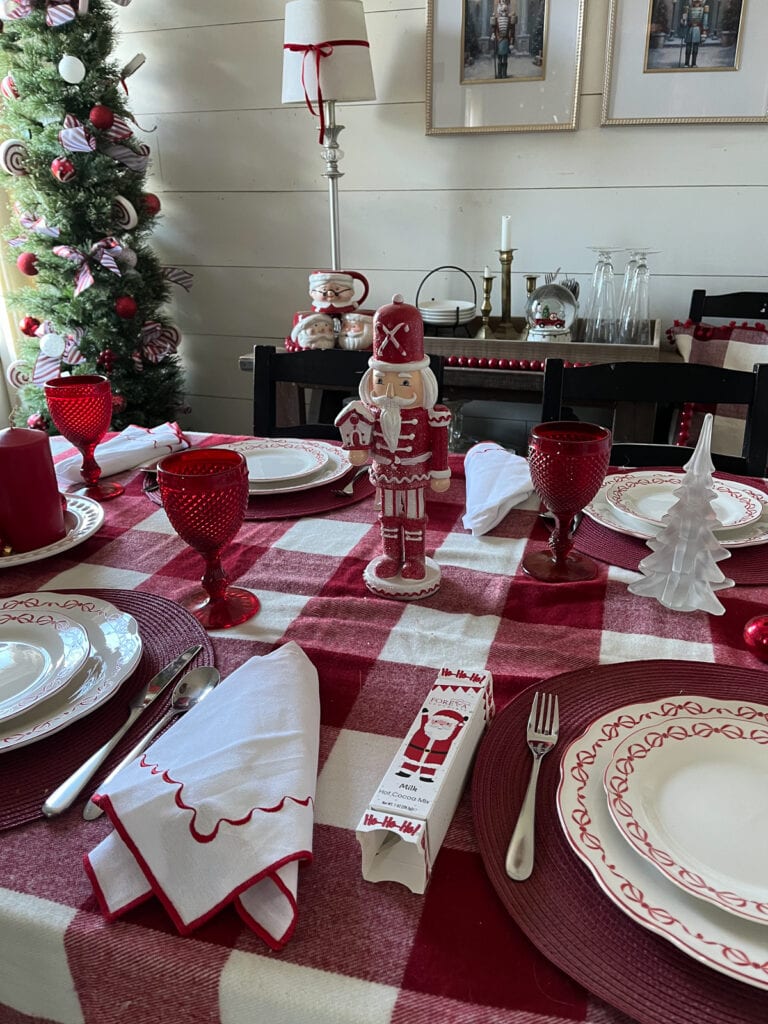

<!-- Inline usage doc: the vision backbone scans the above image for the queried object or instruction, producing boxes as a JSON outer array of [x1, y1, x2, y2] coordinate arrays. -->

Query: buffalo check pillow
[[669, 319, 768, 459]]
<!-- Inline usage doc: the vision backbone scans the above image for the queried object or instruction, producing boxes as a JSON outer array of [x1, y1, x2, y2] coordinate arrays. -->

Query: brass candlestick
[[525, 274, 538, 299], [474, 275, 496, 339], [496, 248, 521, 339]]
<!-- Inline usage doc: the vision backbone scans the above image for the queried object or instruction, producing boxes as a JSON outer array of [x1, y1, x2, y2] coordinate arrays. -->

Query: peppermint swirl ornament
[[0, 138, 28, 176], [5, 359, 30, 390], [112, 195, 138, 230]]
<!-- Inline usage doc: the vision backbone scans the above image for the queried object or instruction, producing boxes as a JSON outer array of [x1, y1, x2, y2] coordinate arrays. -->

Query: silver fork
[[505, 691, 560, 881], [332, 465, 370, 497]]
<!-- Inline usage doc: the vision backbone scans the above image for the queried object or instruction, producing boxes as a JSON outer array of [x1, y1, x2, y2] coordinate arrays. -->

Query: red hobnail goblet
[[44, 374, 124, 501], [522, 421, 612, 583], [157, 448, 260, 630]]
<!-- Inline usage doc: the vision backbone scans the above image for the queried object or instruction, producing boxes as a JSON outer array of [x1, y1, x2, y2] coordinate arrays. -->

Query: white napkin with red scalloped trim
[[84, 642, 319, 949], [462, 442, 534, 536], [55, 422, 188, 483]]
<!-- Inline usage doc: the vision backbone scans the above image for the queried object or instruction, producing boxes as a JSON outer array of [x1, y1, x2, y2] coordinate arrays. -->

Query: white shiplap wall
[[115, 0, 768, 434]]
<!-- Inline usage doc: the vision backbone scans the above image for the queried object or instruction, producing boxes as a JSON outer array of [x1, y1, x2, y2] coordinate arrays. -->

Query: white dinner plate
[[584, 479, 768, 549], [0, 609, 90, 723], [214, 438, 329, 484], [0, 592, 142, 752], [604, 715, 768, 925], [0, 495, 105, 568], [215, 440, 352, 496], [557, 694, 768, 990], [605, 471, 765, 530]]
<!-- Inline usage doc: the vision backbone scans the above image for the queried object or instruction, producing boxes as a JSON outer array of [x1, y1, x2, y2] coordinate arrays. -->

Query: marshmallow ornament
[[0, 139, 29, 176], [39, 332, 66, 359], [58, 55, 87, 84]]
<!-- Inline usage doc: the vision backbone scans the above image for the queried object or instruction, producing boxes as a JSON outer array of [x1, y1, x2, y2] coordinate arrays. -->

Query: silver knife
[[42, 644, 202, 818]]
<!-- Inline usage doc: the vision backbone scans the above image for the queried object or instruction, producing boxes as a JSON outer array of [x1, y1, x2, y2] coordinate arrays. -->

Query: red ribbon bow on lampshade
[[5, 0, 77, 27], [283, 38, 370, 143], [52, 238, 122, 296]]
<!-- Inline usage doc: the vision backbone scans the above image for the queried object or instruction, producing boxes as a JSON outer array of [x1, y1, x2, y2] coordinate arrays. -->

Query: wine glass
[[522, 421, 612, 583], [584, 247, 621, 344], [157, 448, 260, 630], [44, 374, 124, 501], [619, 249, 658, 345]]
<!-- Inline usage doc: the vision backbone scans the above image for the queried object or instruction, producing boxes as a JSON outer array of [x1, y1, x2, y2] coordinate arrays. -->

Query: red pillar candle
[[0, 427, 66, 554]]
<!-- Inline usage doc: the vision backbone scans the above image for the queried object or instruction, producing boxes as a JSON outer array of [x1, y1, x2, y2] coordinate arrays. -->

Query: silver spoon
[[82, 665, 221, 820]]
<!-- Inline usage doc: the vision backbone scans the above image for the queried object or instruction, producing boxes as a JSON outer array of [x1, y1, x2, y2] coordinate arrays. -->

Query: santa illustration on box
[[335, 294, 451, 599], [396, 707, 468, 782]]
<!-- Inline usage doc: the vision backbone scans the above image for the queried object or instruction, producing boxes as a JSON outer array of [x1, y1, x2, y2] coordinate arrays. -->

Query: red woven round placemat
[[573, 516, 768, 584], [143, 472, 375, 520], [472, 660, 768, 1024], [0, 589, 214, 831]]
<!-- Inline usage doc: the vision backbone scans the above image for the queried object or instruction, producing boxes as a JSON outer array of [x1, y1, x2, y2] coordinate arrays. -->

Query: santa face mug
[[309, 270, 369, 315], [337, 312, 373, 351], [290, 312, 335, 350]]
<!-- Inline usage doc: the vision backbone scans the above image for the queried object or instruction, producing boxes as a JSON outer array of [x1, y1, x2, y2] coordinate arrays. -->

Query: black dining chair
[[540, 358, 768, 476], [252, 345, 444, 440], [689, 290, 768, 323]]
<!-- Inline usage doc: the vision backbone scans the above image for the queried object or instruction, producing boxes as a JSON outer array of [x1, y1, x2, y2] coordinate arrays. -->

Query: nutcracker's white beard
[[371, 393, 415, 452]]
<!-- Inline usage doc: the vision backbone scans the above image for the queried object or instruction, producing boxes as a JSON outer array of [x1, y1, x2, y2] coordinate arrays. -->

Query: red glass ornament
[[89, 104, 114, 130], [114, 296, 137, 319], [16, 252, 38, 276], [51, 157, 76, 182], [157, 449, 260, 630], [744, 615, 768, 662], [142, 192, 161, 216], [522, 421, 612, 583], [43, 374, 124, 501], [19, 316, 40, 336]]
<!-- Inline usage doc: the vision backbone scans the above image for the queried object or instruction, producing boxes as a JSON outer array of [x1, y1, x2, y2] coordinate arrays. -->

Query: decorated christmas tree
[[0, 0, 188, 431]]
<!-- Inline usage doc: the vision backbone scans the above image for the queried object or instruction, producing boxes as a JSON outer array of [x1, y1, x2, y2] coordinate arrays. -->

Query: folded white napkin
[[55, 422, 188, 483], [84, 642, 320, 949], [462, 442, 534, 536]]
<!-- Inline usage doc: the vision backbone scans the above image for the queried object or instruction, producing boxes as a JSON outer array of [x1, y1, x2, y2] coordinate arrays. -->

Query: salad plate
[[604, 714, 768, 924], [0, 609, 90, 723], [0, 592, 142, 752], [216, 440, 353, 496], [605, 471, 765, 530]]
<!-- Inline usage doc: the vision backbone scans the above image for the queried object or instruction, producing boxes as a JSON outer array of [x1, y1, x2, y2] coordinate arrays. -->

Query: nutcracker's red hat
[[369, 294, 429, 373]]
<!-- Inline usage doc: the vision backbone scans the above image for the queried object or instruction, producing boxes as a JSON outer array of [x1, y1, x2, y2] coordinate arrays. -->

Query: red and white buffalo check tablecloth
[[2, 433, 768, 1024]]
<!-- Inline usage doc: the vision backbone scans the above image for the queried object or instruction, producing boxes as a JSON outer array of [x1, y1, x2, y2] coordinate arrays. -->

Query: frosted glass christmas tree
[[628, 414, 734, 614]]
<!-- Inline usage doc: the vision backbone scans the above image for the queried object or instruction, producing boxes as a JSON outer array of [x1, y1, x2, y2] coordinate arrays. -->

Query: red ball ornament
[[744, 615, 768, 661], [26, 412, 46, 431], [16, 252, 38, 276], [114, 295, 138, 319], [141, 193, 161, 216], [89, 104, 114, 130], [51, 156, 76, 182], [111, 393, 126, 413], [19, 315, 40, 336]]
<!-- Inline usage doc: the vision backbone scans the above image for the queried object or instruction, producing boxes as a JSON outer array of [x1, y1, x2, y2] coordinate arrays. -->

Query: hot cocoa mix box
[[356, 667, 494, 893]]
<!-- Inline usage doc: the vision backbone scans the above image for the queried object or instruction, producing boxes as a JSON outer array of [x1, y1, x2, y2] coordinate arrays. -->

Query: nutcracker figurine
[[334, 294, 451, 600]]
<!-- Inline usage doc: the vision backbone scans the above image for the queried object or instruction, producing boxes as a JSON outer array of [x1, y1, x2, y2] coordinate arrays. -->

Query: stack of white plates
[[213, 438, 353, 496], [558, 694, 768, 990], [418, 299, 476, 326], [585, 469, 768, 548], [0, 592, 142, 752]]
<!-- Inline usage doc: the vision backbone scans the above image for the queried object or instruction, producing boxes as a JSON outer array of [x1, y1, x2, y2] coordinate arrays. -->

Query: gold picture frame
[[426, 0, 585, 135], [602, 0, 768, 125]]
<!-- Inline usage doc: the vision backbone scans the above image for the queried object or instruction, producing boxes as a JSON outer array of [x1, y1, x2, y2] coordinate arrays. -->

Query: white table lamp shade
[[282, 0, 375, 105]]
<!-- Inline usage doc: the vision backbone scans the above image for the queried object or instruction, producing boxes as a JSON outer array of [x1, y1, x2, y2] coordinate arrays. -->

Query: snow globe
[[525, 283, 577, 342]]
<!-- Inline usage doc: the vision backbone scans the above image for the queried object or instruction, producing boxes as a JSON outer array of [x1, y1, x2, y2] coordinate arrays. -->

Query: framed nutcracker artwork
[[602, 0, 768, 125], [425, 0, 585, 134]]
